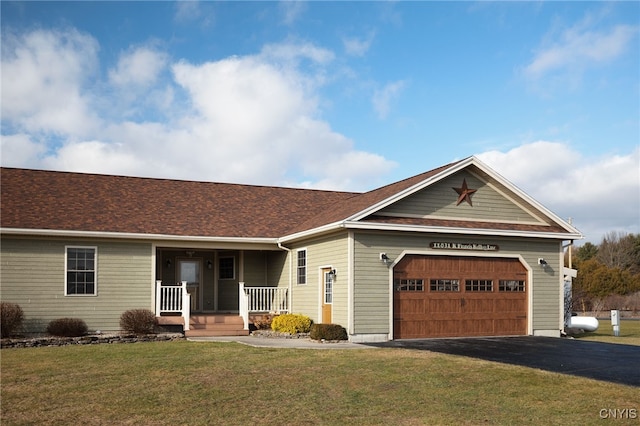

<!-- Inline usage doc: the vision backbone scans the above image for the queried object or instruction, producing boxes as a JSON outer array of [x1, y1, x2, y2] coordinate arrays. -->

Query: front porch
[[155, 281, 289, 337]]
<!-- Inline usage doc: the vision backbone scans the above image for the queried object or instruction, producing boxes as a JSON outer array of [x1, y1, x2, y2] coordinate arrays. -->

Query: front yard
[[1, 338, 637, 425]]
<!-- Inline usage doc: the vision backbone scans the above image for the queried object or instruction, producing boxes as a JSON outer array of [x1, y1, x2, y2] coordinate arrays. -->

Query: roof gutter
[[0, 227, 280, 246], [277, 221, 345, 244]]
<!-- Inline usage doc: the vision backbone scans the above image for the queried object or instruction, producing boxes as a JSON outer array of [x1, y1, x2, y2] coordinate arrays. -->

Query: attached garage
[[393, 254, 528, 339]]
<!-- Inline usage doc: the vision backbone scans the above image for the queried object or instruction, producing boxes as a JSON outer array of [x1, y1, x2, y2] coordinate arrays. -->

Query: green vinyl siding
[[1, 237, 152, 333], [379, 171, 545, 224], [288, 232, 348, 327], [242, 251, 268, 286], [352, 231, 563, 335], [267, 251, 289, 288]]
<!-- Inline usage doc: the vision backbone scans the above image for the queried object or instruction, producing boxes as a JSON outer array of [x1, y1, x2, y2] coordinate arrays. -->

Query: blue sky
[[1, 1, 638, 244]]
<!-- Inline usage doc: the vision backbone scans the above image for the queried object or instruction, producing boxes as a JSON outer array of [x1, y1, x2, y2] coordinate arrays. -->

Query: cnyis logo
[[599, 408, 638, 419]]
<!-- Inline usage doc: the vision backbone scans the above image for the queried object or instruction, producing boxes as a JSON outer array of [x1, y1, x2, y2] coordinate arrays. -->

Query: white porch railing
[[155, 280, 191, 331], [239, 282, 289, 331]]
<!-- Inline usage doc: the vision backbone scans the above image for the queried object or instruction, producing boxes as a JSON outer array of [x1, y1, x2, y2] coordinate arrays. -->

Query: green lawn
[[573, 319, 640, 345], [1, 339, 637, 425]]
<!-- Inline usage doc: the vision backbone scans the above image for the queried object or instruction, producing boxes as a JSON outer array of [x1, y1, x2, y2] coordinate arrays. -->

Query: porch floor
[[157, 314, 249, 337]]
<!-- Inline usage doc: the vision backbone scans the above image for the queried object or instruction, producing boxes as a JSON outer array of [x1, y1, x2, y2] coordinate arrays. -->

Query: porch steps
[[185, 314, 249, 337]]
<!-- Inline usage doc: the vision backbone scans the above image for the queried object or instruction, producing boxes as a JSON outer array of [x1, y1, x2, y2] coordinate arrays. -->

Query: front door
[[322, 268, 333, 323], [178, 259, 202, 312]]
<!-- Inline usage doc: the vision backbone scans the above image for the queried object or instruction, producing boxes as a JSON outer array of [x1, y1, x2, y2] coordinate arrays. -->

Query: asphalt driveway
[[368, 336, 640, 387]]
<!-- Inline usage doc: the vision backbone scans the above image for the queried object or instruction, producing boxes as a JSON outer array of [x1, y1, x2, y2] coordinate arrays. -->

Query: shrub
[[47, 318, 88, 337], [271, 313, 312, 334], [310, 323, 348, 341], [1, 302, 24, 338], [253, 315, 274, 330], [120, 309, 157, 334]]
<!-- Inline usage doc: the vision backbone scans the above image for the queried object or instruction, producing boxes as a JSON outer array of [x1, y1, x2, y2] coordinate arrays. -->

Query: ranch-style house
[[0, 156, 582, 342]]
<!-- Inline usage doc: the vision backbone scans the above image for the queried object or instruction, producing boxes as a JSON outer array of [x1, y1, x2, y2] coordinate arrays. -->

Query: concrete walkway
[[187, 335, 374, 349]]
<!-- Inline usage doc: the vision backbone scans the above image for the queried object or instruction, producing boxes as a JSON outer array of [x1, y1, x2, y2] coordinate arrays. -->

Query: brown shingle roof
[[0, 168, 357, 238], [1, 158, 573, 240]]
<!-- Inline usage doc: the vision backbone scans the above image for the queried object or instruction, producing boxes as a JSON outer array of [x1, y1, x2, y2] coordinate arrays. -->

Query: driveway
[[368, 336, 640, 387]]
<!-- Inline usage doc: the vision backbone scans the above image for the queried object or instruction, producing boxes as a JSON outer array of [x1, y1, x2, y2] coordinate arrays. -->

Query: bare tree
[[597, 231, 639, 272]]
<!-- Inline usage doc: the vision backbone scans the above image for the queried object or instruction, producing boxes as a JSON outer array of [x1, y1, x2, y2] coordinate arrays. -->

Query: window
[[430, 279, 460, 292], [297, 249, 307, 285], [465, 279, 493, 292], [395, 279, 424, 291], [66, 247, 97, 296], [324, 270, 333, 304], [219, 257, 235, 280], [499, 280, 525, 292]]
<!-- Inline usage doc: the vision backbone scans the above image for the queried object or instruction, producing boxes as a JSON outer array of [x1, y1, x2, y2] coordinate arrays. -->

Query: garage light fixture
[[538, 258, 549, 269], [328, 269, 336, 280], [380, 253, 391, 264]]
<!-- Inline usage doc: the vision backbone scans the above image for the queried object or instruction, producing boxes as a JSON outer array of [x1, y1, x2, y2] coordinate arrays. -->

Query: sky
[[1, 1, 638, 245]]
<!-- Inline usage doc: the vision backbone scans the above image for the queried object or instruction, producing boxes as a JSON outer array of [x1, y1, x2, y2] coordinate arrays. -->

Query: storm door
[[178, 259, 202, 312]]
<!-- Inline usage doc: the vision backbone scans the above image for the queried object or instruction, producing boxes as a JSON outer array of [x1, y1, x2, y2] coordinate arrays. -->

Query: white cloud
[[1, 28, 395, 192], [0, 28, 100, 136], [174, 1, 213, 28], [279, 1, 306, 26], [0, 134, 47, 167], [260, 41, 335, 66], [523, 12, 637, 83], [477, 142, 640, 243], [343, 32, 376, 57], [174, 1, 201, 23], [372, 80, 406, 119], [109, 46, 168, 88]]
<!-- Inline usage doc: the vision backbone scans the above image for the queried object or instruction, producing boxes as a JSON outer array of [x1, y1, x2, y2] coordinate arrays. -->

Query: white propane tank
[[568, 316, 599, 332]]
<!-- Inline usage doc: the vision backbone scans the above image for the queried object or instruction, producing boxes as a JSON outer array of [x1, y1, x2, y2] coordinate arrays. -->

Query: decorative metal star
[[452, 178, 477, 206]]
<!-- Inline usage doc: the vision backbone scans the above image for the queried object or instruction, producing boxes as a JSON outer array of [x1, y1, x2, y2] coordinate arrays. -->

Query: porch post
[[181, 280, 190, 331], [239, 282, 249, 330], [155, 280, 162, 315]]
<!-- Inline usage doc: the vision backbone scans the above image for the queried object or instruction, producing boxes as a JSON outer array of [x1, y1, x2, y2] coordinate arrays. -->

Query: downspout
[[277, 241, 293, 313]]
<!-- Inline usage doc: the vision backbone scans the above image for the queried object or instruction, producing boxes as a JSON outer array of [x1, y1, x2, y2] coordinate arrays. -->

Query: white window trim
[[64, 245, 98, 296], [219, 256, 236, 280], [296, 248, 307, 285]]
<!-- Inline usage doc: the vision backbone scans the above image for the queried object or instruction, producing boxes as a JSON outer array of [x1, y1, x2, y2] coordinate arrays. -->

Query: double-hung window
[[66, 246, 97, 296], [219, 256, 235, 280], [297, 249, 307, 285]]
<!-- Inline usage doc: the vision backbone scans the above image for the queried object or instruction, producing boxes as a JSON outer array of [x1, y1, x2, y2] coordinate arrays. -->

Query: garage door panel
[[494, 298, 527, 313], [394, 299, 425, 315], [428, 298, 461, 314], [394, 320, 429, 339], [494, 318, 527, 335], [461, 319, 494, 335], [394, 255, 527, 339], [463, 298, 494, 313]]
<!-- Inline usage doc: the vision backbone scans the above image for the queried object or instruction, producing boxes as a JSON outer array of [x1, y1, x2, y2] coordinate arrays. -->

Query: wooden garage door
[[393, 255, 527, 339]]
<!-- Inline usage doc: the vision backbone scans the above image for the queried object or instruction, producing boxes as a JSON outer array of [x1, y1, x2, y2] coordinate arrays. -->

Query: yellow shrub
[[271, 313, 312, 334]]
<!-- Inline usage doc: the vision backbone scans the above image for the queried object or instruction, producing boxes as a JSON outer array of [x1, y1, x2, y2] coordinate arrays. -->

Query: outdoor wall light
[[207, 260, 213, 270], [538, 258, 549, 269], [380, 253, 390, 263], [328, 269, 336, 280], [165, 259, 171, 268]]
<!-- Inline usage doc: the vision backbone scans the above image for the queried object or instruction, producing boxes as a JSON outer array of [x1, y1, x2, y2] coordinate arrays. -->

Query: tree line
[[568, 231, 640, 312]]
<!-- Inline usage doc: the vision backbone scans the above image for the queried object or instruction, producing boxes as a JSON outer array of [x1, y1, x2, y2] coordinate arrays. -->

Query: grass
[[573, 319, 640, 345], [1, 339, 638, 425]]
